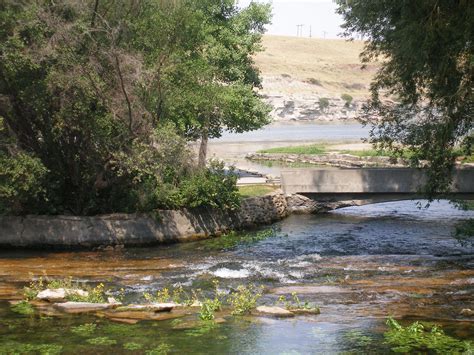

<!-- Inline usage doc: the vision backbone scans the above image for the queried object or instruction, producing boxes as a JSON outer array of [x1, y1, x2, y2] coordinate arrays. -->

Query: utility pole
[[296, 24, 304, 37], [309, 25, 312, 38], [322, 30, 327, 39]]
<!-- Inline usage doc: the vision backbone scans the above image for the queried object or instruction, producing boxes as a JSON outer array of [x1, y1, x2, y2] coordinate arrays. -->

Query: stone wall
[[0, 192, 289, 249]]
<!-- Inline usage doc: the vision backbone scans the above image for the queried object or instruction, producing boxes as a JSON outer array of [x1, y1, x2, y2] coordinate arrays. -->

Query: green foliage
[[318, 98, 330, 112], [0, 0, 268, 215], [86, 337, 117, 346], [336, 1, 473, 196], [238, 185, 278, 198], [10, 301, 34, 315], [0, 342, 62, 355], [277, 293, 320, 313], [199, 280, 223, 320], [228, 284, 263, 315], [145, 343, 172, 355], [341, 93, 353, 107], [201, 228, 279, 251], [144, 284, 196, 306], [123, 342, 144, 351], [70, 323, 97, 337], [384, 317, 473, 354], [184, 321, 219, 337], [177, 160, 240, 210], [258, 144, 327, 155], [199, 298, 221, 321], [0, 150, 47, 215], [23, 276, 110, 303]]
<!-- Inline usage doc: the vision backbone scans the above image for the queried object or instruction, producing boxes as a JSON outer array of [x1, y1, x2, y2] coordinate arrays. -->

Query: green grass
[[258, 144, 326, 155], [338, 149, 390, 157], [238, 185, 278, 198]]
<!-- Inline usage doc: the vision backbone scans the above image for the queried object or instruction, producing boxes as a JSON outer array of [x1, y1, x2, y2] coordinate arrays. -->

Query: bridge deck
[[281, 168, 474, 203]]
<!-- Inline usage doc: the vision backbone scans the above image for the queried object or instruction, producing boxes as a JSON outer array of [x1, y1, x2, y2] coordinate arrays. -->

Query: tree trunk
[[198, 117, 209, 168]]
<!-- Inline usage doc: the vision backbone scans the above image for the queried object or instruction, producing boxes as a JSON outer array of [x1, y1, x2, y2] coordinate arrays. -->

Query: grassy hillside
[[254, 35, 378, 97]]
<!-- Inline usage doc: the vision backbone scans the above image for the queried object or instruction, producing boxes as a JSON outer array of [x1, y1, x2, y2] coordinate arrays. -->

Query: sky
[[237, 0, 345, 39]]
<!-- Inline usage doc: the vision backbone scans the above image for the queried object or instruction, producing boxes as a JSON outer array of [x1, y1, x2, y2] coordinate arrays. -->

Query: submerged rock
[[115, 303, 176, 312], [289, 308, 320, 315], [255, 306, 294, 318], [37, 288, 88, 302], [53, 302, 115, 313]]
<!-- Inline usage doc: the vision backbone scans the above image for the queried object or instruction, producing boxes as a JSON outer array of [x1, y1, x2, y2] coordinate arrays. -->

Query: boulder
[[53, 302, 114, 313], [37, 288, 88, 302], [255, 306, 294, 318]]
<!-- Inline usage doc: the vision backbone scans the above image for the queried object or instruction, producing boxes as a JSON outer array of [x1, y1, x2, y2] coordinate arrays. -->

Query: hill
[[254, 35, 379, 121]]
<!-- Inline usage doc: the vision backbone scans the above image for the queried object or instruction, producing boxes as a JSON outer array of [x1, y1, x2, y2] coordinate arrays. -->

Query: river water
[[0, 200, 473, 354]]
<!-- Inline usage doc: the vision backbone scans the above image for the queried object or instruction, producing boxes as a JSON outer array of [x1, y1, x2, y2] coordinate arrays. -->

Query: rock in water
[[116, 303, 176, 312], [36, 288, 88, 302], [53, 302, 114, 313], [255, 306, 294, 317]]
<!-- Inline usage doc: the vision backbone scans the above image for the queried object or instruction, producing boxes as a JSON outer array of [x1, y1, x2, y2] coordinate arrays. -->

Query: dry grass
[[254, 35, 379, 97]]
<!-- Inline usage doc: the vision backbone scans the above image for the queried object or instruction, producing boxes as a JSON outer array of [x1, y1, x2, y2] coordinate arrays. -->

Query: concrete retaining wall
[[0, 193, 289, 248]]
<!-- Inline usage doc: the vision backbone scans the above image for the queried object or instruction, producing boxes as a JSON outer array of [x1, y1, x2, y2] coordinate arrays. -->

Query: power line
[[296, 24, 304, 37]]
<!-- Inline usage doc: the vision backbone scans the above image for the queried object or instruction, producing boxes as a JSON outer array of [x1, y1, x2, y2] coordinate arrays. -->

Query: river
[[0, 201, 473, 354]]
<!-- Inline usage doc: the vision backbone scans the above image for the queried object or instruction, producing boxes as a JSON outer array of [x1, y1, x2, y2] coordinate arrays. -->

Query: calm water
[[213, 122, 369, 143], [0, 200, 473, 354]]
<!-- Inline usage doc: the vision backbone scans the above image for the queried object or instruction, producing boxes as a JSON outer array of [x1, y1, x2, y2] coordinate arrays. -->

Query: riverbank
[[0, 193, 290, 249]]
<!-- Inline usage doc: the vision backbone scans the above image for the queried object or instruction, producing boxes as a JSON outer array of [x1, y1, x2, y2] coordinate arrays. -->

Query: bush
[[178, 160, 240, 210], [341, 93, 353, 107], [0, 151, 47, 215], [318, 97, 330, 111]]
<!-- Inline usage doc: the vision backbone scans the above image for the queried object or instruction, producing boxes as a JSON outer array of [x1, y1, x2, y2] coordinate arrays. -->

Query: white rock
[[107, 297, 121, 305], [256, 306, 294, 317], [36, 288, 88, 302]]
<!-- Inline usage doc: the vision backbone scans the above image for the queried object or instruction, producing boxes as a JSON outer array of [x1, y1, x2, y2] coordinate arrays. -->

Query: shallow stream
[[1, 200, 473, 354]]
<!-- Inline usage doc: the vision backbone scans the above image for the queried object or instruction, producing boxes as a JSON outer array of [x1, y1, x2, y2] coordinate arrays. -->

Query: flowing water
[[1, 200, 473, 354]]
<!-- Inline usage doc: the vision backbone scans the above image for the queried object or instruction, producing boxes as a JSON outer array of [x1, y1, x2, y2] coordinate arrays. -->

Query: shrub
[[341, 93, 353, 107], [318, 97, 330, 112], [0, 151, 47, 215]]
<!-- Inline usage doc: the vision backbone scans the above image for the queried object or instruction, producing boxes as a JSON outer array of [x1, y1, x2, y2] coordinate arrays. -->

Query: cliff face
[[261, 76, 364, 121], [254, 36, 379, 122]]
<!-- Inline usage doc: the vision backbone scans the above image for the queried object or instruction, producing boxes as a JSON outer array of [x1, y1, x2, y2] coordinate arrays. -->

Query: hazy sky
[[238, 0, 344, 39]]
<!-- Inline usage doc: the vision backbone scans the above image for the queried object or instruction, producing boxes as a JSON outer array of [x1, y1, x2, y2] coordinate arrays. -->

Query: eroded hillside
[[254, 35, 379, 121]]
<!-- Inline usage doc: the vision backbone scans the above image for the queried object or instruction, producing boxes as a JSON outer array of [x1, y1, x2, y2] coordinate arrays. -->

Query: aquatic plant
[[384, 317, 473, 353], [145, 343, 172, 354], [184, 321, 219, 337], [10, 301, 35, 315], [70, 323, 97, 337], [66, 283, 107, 303], [277, 293, 320, 313], [144, 284, 194, 305], [201, 228, 279, 251], [86, 336, 117, 346], [343, 329, 373, 349], [199, 280, 223, 320], [124, 342, 144, 350], [228, 284, 263, 315], [0, 342, 62, 355]]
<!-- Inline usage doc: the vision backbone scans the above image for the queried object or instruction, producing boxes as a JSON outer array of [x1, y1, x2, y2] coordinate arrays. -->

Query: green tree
[[336, 0, 473, 196], [0, 0, 255, 215]]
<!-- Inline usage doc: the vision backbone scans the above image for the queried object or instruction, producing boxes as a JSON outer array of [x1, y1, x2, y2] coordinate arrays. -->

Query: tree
[[0, 0, 259, 215], [336, 0, 473, 196]]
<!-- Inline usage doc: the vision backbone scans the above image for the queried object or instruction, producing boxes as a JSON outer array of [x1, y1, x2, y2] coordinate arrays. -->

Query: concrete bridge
[[281, 168, 474, 206]]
